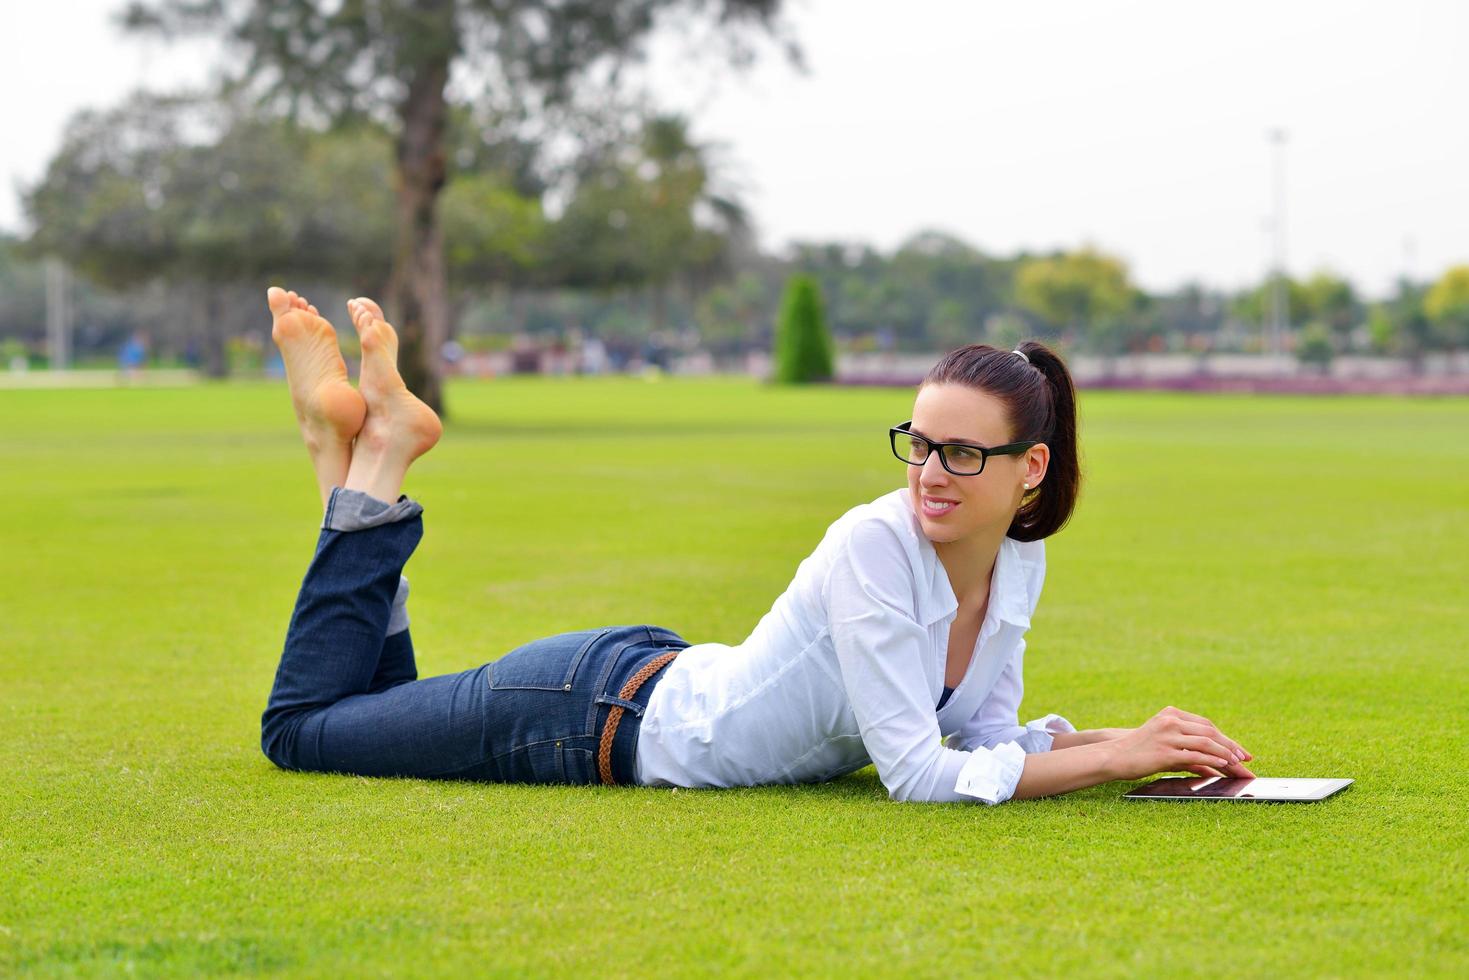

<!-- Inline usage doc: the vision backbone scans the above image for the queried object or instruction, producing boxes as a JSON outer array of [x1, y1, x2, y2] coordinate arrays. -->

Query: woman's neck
[[933, 525, 1005, 611]]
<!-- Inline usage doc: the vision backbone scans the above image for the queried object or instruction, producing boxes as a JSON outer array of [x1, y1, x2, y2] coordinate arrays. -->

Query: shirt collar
[[884, 488, 1034, 629]]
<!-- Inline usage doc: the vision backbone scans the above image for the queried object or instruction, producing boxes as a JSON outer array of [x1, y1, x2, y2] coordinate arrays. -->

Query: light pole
[[45, 256, 71, 371], [1267, 128, 1289, 364]]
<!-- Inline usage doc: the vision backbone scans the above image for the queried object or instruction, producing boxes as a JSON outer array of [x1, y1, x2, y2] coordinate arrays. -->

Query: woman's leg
[[341, 295, 442, 504], [266, 287, 366, 508], [260, 491, 495, 779], [368, 576, 418, 693], [261, 292, 471, 777]]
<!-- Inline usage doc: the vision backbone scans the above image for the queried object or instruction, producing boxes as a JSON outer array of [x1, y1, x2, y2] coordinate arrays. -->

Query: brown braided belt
[[597, 649, 681, 786]]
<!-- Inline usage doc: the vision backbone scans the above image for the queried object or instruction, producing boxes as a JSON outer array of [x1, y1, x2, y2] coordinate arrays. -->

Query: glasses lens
[[893, 431, 928, 464], [940, 445, 985, 475]]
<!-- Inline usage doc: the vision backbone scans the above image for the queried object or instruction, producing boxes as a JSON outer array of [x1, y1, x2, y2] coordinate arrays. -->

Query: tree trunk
[[387, 44, 452, 417], [199, 282, 228, 378]]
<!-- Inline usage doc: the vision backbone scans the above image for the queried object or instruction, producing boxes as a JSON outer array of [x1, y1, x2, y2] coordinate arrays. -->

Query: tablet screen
[[1123, 776, 1353, 801]]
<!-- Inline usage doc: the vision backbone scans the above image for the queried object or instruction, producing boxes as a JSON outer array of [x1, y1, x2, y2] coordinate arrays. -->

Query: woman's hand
[[1105, 706, 1256, 781]]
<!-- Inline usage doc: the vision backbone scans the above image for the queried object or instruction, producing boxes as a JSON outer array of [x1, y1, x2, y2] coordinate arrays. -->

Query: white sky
[[4, 0, 1466, 298]]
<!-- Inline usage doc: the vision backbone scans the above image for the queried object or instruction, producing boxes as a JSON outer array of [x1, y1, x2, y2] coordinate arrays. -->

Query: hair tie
[[1011, 349, 1030, 364]]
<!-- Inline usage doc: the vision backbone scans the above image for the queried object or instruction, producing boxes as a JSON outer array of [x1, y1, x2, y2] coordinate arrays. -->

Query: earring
[[1022, 482, 1030, 490]]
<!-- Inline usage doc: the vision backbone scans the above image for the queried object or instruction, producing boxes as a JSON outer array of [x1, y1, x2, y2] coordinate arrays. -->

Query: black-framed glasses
[[889, 420, 1037, 476]]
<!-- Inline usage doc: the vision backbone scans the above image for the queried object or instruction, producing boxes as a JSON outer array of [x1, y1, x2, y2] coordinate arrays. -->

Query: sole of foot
[[346, 296, 443, 464], [266, 286, 367, 452]]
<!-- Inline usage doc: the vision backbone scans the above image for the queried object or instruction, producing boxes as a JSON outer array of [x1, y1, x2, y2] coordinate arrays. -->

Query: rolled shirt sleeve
[[945, 638, 1075, 755], [825, 519, 1035, 805]]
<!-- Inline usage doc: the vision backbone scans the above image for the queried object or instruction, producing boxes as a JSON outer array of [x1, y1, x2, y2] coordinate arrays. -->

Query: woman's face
[[905, 383, 1047, 544]]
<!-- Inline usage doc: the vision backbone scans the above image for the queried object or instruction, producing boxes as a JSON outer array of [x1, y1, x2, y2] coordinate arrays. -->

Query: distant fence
[[830, 352, 1469, 395]]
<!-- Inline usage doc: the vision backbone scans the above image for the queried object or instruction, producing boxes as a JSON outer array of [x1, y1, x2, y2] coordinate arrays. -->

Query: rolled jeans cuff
[[387, 575, 410, 636], [322, 487, 424, 532]]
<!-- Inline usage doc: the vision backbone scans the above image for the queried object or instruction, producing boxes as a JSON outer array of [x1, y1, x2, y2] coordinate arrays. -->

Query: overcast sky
[[4, 0, 1465, 297]]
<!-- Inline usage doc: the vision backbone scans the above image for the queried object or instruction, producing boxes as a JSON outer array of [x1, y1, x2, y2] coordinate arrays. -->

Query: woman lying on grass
[[260, 286, 1256, 804]]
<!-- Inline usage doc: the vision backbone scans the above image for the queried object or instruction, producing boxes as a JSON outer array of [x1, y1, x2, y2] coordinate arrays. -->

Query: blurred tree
[[1384, 277, 1434, 368], [695, 270, 768, 357], [24, 95, 399, 374], [1365, 303, 1397, 355], [120, 0, 794, 415], [0, 238, 48, 346], [1015, 247, 1137, 352], [1299, 270, 1359, 351], [1232, 276, 1309, 329], [773, 273, 833, 383], [1424, 265, 1469, 350], [441, 173, 548, 285], [547, 114, 748, 330], [1296, 321, 1333, 372]]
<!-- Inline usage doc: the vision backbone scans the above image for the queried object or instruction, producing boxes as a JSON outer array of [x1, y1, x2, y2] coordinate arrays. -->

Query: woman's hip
[[484, 624, 688, 786]]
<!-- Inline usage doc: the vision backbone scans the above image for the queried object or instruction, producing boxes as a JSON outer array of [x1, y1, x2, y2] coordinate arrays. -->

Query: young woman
[[260, 286, 1256, 805]]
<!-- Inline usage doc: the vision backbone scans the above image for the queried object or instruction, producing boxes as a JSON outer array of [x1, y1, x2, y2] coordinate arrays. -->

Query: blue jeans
[[260, 488, 690, 786]]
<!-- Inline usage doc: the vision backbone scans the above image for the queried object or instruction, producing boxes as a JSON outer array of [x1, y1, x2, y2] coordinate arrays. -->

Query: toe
[[266, 286, 292, 316], [354, 296, 387, 321], [350, 305, 373, 336]]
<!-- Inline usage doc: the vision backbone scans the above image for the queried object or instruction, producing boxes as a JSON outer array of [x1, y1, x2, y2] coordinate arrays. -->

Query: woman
[[260, 286, 1256, 805]]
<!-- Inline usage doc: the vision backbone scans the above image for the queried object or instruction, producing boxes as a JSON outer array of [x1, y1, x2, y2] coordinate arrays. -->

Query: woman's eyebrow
[[908, 426, 986, 447]]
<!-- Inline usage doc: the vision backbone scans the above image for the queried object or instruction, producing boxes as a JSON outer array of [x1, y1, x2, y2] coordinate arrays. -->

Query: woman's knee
[[260, 710, 305, 771]]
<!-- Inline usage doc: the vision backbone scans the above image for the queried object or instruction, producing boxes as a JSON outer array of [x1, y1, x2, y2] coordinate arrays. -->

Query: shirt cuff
[[953, 740, 1028, 805], [1017, 713, 1077, 753]]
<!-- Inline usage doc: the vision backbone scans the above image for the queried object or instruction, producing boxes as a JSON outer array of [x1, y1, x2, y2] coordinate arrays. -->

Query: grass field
[[2, 377, 1466, 976]]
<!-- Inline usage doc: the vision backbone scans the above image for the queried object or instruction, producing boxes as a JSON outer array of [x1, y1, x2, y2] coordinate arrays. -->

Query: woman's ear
[[1025, 444, 1050, 489]]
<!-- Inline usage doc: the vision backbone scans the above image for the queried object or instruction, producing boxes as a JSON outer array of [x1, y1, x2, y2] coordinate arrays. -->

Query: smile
[[921, 496, 959, 517]]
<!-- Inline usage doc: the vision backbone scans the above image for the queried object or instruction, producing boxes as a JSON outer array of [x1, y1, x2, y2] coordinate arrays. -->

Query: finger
[[1220, 760, 1256, 778], [1183, 764, 1226, 779], [1179, 721, 1250, 762], [1178, 735, 1237, 765], [1183, 750, 1233, 769], [1167, 706, 1219, 729]]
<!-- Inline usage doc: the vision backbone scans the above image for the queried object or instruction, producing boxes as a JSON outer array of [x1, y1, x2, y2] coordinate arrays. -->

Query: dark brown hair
[[919, 340, 1081, 541]]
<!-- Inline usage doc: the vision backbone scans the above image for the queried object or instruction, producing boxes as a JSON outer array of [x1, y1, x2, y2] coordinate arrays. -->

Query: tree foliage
[[1424, 265, 1469, 350], [1014, 247, 1138, 354], [773, 273, 833, 383], [117, 0, 794, 414]]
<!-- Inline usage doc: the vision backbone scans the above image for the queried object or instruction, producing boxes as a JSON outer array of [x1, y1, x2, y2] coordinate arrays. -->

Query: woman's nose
[[920, 453, 949, 482]]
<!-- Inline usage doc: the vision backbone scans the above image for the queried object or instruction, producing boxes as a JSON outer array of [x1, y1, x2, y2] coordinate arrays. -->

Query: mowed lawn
[[2, 376, 1465, 976]]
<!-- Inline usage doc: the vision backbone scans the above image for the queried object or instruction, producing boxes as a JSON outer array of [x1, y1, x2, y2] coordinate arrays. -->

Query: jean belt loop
[[597, 649, 681, 786]]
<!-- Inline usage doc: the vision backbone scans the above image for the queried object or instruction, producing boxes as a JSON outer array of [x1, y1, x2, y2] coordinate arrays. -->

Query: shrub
[[773, 274, 835, 383]]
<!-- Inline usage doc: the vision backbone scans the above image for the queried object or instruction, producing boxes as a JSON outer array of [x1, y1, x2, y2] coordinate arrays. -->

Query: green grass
[[2, 377, 1466, 976]]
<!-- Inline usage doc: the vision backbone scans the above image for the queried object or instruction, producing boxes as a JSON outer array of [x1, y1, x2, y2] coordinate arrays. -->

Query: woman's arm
[[1050, 727, 1131, 750], [1009, 740, 1118, 800], [1014, 707, 1255, 800]]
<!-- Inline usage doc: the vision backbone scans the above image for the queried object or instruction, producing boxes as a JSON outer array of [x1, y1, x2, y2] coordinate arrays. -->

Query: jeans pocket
[[488, 627, 611, 692], [494, 738, 597, 785], [561, 745, 597, 785]]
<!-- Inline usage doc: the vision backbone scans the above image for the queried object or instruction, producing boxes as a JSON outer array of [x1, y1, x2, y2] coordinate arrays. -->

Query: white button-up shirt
[[634, 487, 1075, 804]]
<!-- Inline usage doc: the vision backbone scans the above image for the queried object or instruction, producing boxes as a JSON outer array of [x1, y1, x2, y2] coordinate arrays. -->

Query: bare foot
[[341, 296, 442, 502], [267, 286, 367, 507]]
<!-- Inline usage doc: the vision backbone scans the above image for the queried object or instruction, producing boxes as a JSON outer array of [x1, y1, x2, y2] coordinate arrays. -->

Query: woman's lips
[[921, 496, 959, 518]]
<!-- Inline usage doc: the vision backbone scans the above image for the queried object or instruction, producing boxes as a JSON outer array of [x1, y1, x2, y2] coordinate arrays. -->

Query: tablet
[[1123, 776, 1353, 802]]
